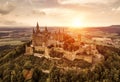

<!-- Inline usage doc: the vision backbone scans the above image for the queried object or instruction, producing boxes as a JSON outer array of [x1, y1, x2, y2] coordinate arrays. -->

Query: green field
[[0, 38, 24, 46]]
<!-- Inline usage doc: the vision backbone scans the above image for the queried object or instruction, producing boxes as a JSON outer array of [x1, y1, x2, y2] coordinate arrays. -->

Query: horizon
[[0, 0, 120, 27], [0, 24, 119, 28]]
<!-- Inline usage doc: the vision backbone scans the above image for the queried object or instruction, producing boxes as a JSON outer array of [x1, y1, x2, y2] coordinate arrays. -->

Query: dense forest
[[0, 43, 120, 82]]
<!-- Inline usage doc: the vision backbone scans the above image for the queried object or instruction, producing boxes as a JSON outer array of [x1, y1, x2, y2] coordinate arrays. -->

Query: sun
[[72, 18, 83, 28]]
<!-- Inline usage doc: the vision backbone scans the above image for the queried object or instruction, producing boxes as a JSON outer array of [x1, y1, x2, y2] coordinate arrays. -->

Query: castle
[[25, 23, 103, 63], [25, 22, 65, 55], [32, 22, 65, 47], [32, 22, 50, 46]]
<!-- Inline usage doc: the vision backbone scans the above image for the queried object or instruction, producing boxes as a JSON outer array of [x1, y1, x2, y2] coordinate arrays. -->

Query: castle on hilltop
[[25, 22, 65, 55], [32, 22, 65, 47], [25, 22, 103, 63], [32, 22, 50, 46]]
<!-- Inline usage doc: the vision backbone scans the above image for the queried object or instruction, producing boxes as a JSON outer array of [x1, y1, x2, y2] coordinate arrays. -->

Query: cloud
[[1, 20, 17, 25], [60, 0, 119, 4], [32, 9, 46, 16], [111, 0, 120, 8], [112, 6, 120, 12], [0, 2, 15, 15], [30, 0, 60, 8], [0, 19, 18, 25], [0, 0, 120, 26], [58, 0, 120, 15], [26, 0, 112, 14]]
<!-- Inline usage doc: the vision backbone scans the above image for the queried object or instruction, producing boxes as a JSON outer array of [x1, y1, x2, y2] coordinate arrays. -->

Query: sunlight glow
[[72, 18, 83, 28]]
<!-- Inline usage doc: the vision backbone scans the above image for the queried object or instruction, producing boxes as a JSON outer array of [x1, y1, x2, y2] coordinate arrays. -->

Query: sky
[[0, 0, 120, 27]]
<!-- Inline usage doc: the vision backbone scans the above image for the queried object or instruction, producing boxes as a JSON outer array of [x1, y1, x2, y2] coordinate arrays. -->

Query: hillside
[[0, 43, 120, 82]]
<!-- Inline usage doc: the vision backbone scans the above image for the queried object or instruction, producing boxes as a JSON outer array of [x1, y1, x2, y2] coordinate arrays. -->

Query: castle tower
[[63, 28, 64, 33], [57, 29, 60, 41], [32, 22, 51, 47], [62, 28, 65, 41], [58, 28, 61, 34], [54, 31, 57, 40], [78, 34, 81, 42], [36, 22, 40, 33], [33, 28, 35, 34], [32, 28, 35, 46], [45, 27, 48, 32]]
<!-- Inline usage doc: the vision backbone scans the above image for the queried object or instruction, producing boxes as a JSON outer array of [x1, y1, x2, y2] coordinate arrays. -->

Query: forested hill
[[0, 43, 120, 82], [83, 26, 120, 35]]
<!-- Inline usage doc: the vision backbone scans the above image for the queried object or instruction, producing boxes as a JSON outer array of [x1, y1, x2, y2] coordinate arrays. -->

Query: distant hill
[[110, 25, 120, 28], [0, 25, 120, 35], [83, 25, 120, 35]]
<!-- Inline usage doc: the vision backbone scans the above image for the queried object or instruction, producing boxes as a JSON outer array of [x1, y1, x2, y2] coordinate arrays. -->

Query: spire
[[33, 28, 35, 34], [36, 22, 40, 33], [45, 27, 48, 32], [63, 28, 64, 33], [58, 28, 60, 34]]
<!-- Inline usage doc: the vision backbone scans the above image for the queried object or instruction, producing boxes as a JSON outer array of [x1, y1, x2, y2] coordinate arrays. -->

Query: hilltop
[[0, 43, 120, 82]]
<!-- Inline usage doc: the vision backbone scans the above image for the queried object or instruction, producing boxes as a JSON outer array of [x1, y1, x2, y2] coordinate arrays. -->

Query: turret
[[58, 28, 61, 34], [63, 28, 64, 33], [33, 28, 35, 34], [45, 27, 48, 32], [36, 22, 40, 33]]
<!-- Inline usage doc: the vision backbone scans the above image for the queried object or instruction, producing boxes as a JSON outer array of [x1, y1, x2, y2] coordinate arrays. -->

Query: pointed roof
[[37, 22, 39, 27], [45, 27, 48, 32], [58, 28, 61, 34], [36, 22, 40, 33], [62, 28, 64, 33], [33, 28, 35, 34]]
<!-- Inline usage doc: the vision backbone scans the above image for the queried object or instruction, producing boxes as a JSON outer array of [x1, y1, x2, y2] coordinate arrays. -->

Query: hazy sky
[[0, 0, 120, 27]]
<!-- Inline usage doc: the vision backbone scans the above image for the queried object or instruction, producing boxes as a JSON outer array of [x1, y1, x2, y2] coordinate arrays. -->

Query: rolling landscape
[[0, 25, 120, 82], [0, 0, 120, 82]]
